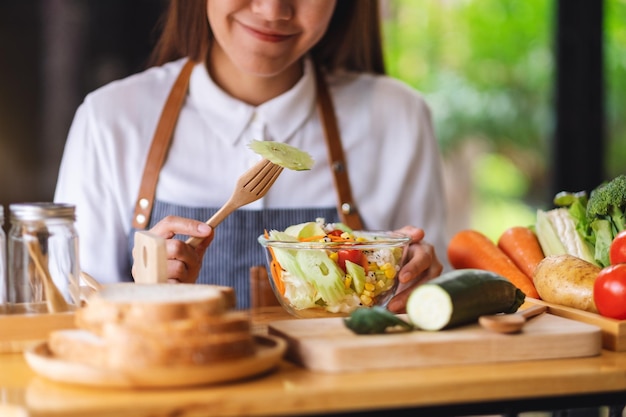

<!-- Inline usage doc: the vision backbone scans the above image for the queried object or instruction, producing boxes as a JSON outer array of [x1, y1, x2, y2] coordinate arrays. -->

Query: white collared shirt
[[54, 58, 449, 284]]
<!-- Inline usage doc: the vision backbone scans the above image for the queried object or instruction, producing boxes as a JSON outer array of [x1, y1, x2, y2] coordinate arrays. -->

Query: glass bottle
[[7, 203, 80, 314]]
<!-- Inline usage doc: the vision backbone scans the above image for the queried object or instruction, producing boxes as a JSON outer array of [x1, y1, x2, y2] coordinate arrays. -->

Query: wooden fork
[[186, 158, 284, 248]]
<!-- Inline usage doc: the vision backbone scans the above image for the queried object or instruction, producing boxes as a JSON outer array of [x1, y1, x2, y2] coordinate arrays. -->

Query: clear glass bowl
[[258, 231, 411, 318]]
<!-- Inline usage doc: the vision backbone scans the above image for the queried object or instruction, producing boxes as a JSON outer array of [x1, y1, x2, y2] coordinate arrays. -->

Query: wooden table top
[[1, 307, 626, 417]]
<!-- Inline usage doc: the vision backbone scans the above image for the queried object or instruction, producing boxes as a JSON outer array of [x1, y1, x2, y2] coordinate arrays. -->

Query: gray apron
[[129, 59, 362, 309]]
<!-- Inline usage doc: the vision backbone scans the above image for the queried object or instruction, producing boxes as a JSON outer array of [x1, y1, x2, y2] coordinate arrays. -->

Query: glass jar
[[0, 207, 6, 313], [7, 203, 80, 314]]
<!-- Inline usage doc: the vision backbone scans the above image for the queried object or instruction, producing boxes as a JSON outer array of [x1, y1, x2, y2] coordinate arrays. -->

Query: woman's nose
[[251, 0, 293, 21]]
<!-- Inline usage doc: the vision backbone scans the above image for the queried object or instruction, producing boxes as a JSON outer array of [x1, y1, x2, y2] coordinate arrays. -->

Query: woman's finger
[[394, 225, 425, 243], [387, 241, 443, 313], [162, 238, 203, 283], [149, 215, 213, 240]]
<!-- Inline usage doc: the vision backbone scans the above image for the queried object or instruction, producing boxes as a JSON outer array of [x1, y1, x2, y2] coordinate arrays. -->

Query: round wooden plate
[[24, 335, 286, 388]]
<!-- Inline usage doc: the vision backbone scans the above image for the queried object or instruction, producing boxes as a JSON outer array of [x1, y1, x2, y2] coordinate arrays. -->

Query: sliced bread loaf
[[48, 329, 108, 368], [52, 282, 256, 370], [49, 325, 255, 369], [103, 323, 255, 368], [76, 283, 235, 333], [107, 311, 251, 338]]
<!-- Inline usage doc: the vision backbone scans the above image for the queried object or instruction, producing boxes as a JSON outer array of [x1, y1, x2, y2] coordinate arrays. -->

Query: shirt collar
[[188, 58, 317, 146]]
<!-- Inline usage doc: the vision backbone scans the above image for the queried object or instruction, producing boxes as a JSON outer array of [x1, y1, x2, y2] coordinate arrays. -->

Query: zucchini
[[406, 269, 525, 331]]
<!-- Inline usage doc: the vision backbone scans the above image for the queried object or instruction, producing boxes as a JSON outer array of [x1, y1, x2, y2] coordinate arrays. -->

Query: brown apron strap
[[132, 58, 363, 231], [312, 63, 364, 230], [132, 59, 196, 229]]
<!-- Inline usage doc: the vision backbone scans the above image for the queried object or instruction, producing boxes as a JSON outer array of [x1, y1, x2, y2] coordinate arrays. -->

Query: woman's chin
[[239, 56, 302, 79]]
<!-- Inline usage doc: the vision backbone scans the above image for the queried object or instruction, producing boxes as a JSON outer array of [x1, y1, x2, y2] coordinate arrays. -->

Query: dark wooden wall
[[0, 0, 166, 212]]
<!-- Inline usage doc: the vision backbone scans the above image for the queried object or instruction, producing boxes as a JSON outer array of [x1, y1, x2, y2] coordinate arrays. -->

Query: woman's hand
[[131, 216, 214, 284], [387, 226, 443, 313]]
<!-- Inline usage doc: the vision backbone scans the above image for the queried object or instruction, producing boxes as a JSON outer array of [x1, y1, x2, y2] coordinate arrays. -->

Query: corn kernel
[[376, 279, 386, 289], [385, 268, 397, 279], [340, 232, 353, 240], [364, 283, 375, 292], [344, 275, 352, 289], [360, 294, 373, 305], [362, 290, 372, 297], [329, 252, 338, 262]]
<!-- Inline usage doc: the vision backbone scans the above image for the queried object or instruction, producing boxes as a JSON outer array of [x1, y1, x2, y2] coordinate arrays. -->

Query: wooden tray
[[0, 304, 76, 353], [526, 297, 626, 351], [268, 311, 602, 373], [23, 335, 286, 388]]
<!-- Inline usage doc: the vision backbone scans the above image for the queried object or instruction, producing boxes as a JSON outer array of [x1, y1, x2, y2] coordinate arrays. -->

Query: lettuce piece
[[281, 271, 318, 310], [283, 221, 325, 239], [295, 250, 345, 306], [569, 197, 594, 245], [591, 219, 613, 267], [267, 230, 299, 242]]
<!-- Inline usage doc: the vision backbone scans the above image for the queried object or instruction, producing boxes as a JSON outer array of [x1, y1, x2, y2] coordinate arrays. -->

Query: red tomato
[[327, 230, 343, 237], [337, 249, 363, 272], [594, 263, 626, 320], [610, 230, 626, 265]]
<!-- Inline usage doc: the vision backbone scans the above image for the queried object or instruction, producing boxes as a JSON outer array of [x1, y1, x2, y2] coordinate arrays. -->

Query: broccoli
[[584, 174, 626, 266], [587, 174, 626, 219]]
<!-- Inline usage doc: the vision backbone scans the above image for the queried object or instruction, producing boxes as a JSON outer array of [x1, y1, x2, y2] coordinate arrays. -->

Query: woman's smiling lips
[[239, 22, 295, 43]]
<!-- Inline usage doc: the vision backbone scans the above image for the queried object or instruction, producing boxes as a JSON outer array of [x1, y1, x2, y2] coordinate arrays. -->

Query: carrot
[[447, 229, 540, 299], [270, 259, 285, 296], [264, 230, 285, 295], [497, 226, 545, 281]]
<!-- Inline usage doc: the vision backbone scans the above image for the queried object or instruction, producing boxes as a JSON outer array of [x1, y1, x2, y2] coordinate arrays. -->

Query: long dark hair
[[148, 0, 385, 74]]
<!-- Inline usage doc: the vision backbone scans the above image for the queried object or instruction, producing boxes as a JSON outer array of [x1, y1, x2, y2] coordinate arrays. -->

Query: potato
[[533, 254, 600, 313]]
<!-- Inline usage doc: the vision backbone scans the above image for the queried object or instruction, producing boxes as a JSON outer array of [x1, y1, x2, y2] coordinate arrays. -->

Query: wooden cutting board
[[526, 297, 626, 351], [268, 312, 602, 373]]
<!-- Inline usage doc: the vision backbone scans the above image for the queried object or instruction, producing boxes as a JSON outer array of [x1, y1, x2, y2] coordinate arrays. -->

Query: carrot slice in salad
[[264, 230, 286, 295], [270, 259, 285, 295]]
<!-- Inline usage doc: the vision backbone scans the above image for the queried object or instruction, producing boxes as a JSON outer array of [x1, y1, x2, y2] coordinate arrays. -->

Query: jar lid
[[9, 202, 76, 221]]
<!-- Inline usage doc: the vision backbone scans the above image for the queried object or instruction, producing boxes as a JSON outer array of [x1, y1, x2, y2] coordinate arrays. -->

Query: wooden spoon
[[80, 271, 103, 291], [25, 237, 69, 313], [479, 305, 548, 334]]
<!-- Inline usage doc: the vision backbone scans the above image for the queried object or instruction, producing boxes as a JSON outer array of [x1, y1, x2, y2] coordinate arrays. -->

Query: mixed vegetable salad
[[259, 219, 409, 314]]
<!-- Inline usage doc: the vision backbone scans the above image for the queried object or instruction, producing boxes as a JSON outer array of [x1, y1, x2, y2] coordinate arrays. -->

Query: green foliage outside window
[[605, 0, 626, 178], [382, 0, 626, 240]]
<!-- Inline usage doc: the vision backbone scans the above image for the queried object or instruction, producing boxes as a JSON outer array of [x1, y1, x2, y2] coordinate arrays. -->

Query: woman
[[54, 0, 447, 311]]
